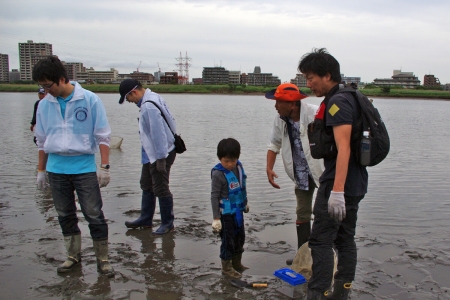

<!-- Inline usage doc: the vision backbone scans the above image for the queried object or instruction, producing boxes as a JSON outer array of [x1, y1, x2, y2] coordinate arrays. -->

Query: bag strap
[[143, 100, 176, 136]]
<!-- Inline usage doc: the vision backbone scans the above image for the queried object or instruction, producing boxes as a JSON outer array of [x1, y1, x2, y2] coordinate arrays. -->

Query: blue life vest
[[212, 161, 247, 220]]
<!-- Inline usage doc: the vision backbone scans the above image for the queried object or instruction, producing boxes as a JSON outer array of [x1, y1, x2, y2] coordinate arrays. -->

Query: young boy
[[211, 138, 249, 278]]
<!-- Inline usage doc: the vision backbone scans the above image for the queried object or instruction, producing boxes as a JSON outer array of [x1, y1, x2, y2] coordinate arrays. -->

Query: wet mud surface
[[1, 93, 450, 299], [1, 187, 449, 300]]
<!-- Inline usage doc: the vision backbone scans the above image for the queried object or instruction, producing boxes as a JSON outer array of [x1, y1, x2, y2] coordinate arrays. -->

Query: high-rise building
[[202, 67, 229, 84], [0, 54, 9, 82], [19, 40, 53, 81]]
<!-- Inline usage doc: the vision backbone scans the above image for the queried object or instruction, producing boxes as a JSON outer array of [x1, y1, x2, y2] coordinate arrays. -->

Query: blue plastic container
[[273, 268, 307, 286]]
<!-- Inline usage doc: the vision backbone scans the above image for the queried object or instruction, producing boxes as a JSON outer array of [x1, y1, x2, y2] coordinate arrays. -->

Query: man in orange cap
[[265, 83, 324, 264]]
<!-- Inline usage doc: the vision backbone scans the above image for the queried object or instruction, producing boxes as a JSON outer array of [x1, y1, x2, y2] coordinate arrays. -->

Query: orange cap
[[265, 83, 308, 101]]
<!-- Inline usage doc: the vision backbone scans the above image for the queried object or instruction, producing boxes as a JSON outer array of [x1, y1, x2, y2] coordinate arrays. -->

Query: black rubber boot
[[152, 196, 175, 235], [307, 288, 330, 300], [326, 279, 352, 300], [125, 190, 156, 229], [286, 221, 311, 265]]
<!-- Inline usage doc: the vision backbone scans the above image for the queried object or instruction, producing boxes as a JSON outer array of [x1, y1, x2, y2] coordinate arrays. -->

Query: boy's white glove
[[328, 191, 346, 222], [244, 205, 249, 213], [97, 168, 110, 188], [36, 171, 46, 190], [212, 219, 222, 233]]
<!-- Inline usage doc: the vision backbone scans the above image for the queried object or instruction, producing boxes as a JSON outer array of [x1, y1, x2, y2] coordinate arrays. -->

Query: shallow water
[[0, 92, 449, 299]]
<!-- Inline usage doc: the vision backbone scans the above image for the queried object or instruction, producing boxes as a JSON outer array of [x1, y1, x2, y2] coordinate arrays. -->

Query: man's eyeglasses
[[125, 85, 138, 100], [39, 82, 55, 89]]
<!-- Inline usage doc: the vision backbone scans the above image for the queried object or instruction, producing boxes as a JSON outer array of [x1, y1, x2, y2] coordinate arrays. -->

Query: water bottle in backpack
[[360, 130, 371, 166]]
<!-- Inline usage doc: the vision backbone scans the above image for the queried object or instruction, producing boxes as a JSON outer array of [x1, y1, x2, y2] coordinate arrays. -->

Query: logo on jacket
[[75, 107, 88, 122], [229, 182, 240, 190]]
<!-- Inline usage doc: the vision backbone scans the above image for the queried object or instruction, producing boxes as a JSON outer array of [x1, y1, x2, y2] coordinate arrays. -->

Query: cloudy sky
[[1, 0, 449, 84]]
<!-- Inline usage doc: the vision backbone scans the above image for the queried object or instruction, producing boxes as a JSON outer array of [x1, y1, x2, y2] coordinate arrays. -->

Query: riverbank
[[1, 83, 450, 99]]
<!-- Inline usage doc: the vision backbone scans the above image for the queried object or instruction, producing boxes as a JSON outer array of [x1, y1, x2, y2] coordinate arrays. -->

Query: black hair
[[298, 48, 341, 83], [32, 56, 69, 84], [134, 80, 144, 90], [217, 138, 240, 160]]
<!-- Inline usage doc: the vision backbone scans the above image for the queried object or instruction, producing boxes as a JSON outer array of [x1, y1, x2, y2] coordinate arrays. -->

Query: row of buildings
[[372, 70, 443, 89], [0, 40, 449, 90]]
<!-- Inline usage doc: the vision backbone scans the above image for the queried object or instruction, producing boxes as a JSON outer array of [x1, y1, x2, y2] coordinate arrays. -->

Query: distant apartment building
[[229, 71, 241, 85], [373, 70, 420, 89], [423, 74, 441, 87], [291, 74, 307, 87], [192, 78, 202, 85], [0, 53, 9, 82], [160, 72, 178, 84], [247, 66, 280, 86], [63, 62, 85, 80], [89, 68, 118, 83], [75, 67, 118, 83], [240, 73, 248, 85], [19, 40, 52, 81], [128, 71, 155, 84], [443, 84, 450, 91], [154, 71, 164, 82], [9, 69, 20, 82], [341, 75, 361, 86], [202, 67, 229, 84]]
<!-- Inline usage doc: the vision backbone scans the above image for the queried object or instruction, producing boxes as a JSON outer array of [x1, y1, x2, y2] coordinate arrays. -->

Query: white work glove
[[156, 158, 166, 173], [97, 168, 110, 188], [328, 191, 346, 222], [212, 219, 222, 233], [244, 204, 249, 213], [36, 171, 46, 190]]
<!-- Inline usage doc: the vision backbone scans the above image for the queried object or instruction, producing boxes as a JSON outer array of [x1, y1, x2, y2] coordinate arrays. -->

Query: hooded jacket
[[35, 81, 111, 155], [267, 101, 324, 188], [139, 89, 176, 164]]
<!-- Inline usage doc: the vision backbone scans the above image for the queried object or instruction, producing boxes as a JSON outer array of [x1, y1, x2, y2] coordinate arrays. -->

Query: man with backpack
[[298, 48, 368, 300]]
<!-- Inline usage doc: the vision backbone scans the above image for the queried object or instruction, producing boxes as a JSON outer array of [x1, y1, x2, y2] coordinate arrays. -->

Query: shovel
[[230, 279, 268, 289]]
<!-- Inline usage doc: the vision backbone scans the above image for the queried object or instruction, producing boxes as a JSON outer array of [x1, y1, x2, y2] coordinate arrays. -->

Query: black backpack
[[308, 87, 390, 166]]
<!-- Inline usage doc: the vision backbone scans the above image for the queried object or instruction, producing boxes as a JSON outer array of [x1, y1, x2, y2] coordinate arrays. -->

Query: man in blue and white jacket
[[119, 79, 177, 235], [33, 56, 114, 277]]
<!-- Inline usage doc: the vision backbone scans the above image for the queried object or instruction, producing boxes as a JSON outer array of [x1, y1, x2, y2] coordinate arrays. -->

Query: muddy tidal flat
[[0, 93, 449, 299]]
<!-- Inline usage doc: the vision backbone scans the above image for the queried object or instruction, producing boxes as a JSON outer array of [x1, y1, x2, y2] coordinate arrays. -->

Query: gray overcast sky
[[1, 0, 449, 84]]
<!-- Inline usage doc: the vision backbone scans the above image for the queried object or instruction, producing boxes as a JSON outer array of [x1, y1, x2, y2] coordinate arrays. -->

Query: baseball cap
[[265, 83, 308, 101], [119, 79, 140, 104], [38, 87, 46, 94]]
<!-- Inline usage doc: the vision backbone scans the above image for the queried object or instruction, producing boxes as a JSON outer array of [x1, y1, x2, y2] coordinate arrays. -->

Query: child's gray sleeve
[[211, 170, 226, 219]]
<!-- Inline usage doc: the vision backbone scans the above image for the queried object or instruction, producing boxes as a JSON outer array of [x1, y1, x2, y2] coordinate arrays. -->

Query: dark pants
[[308, 180, 364, 291], [295, 176, 317, 222], [220, 213, 245, 261], [140, 150, 176, 197], [47, 172, 108, 241]]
